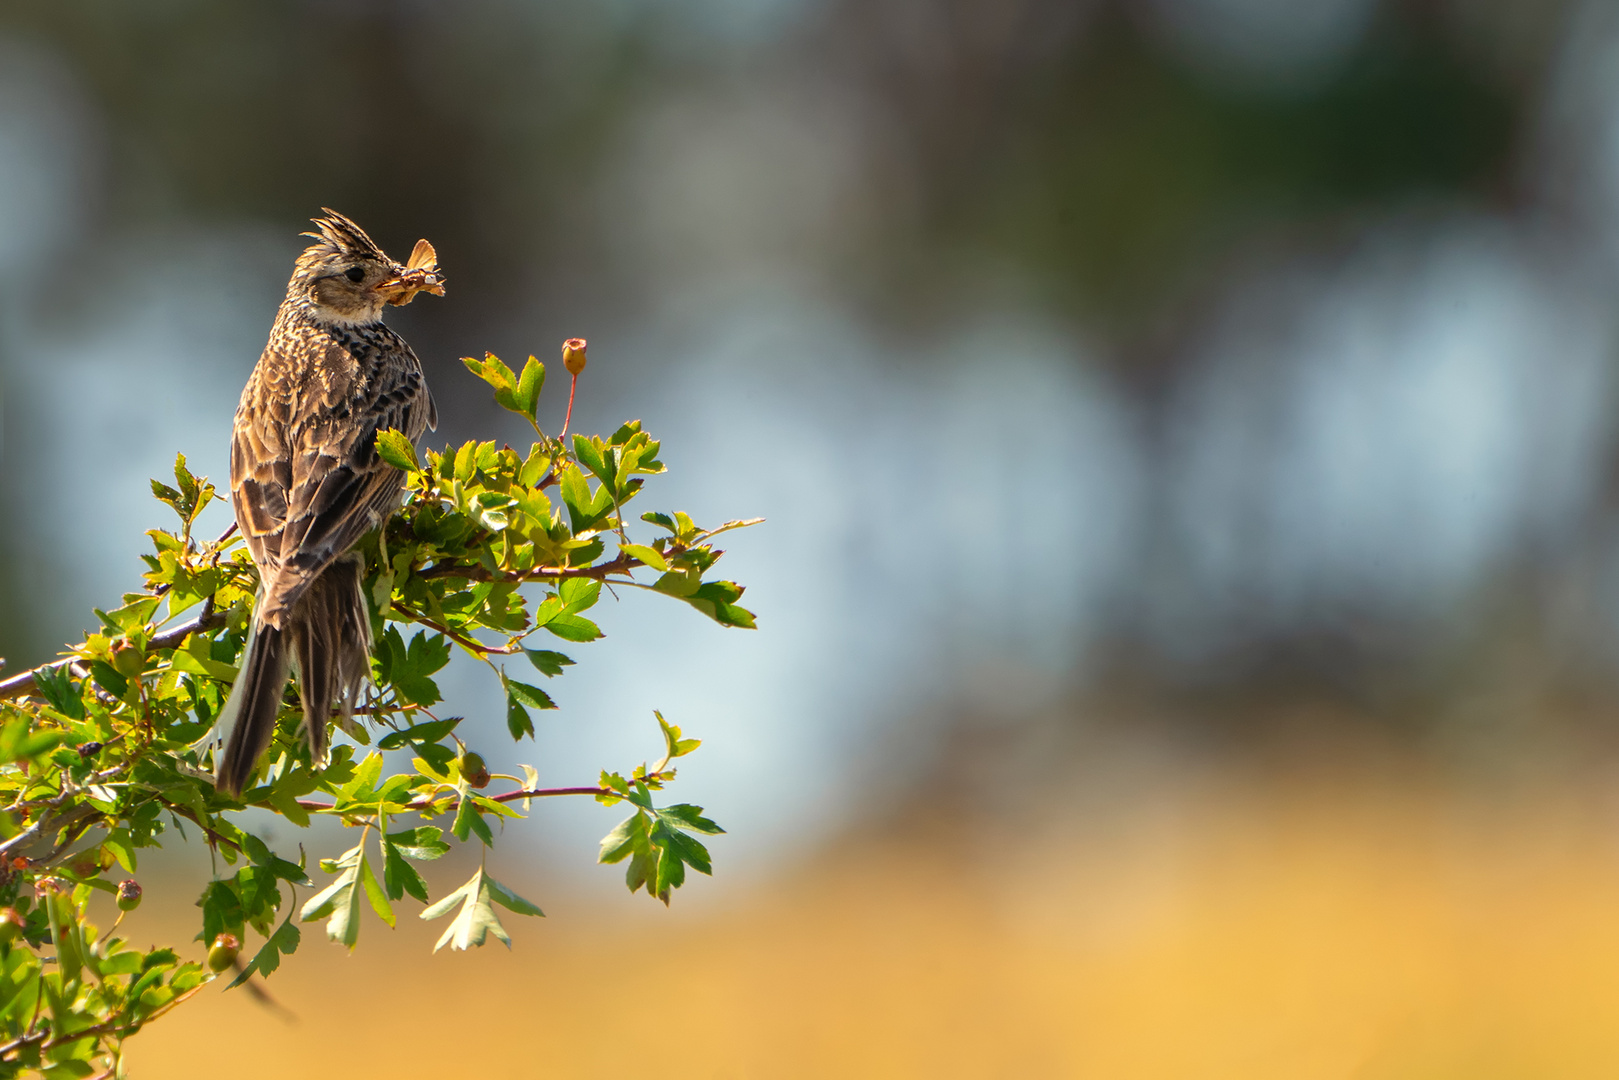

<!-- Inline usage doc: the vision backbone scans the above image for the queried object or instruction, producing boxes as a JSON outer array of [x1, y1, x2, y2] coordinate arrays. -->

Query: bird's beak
[[377, 239, 447, 306]]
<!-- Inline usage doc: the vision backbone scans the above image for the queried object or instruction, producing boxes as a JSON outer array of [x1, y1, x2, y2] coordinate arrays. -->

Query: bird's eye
[[344, 266, 366, 283]]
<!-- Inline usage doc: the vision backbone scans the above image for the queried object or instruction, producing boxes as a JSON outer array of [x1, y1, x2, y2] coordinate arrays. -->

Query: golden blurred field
[[120, 754, 1619, 1079]]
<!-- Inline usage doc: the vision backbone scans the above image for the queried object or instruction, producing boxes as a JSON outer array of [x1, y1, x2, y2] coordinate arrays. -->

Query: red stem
[[559, 372, 578, 443], [283, 781, 649, 814]]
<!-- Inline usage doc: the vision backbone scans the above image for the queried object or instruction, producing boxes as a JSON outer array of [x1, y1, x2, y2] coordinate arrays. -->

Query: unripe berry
[[0, 908, 24, 945], [111, 640, 144, 678], [561, 338, 587, 376], [116, 880, 142, 912], [460, 751, 490, 789], [207, 932, 240, 973]]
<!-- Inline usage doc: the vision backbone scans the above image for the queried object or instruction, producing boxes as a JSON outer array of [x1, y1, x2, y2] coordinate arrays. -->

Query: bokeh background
[[3, 0, 1619, 1075]]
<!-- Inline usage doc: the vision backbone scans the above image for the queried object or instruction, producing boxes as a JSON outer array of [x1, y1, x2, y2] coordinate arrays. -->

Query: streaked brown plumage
[[216, 210, 444, 797]]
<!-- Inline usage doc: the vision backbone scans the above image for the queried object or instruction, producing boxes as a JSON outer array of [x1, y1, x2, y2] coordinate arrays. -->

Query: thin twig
[[417, 550, 643, 583], [158, 799, 241, 853], [285, 778, 659, 817], [0, 609, 230, 701]]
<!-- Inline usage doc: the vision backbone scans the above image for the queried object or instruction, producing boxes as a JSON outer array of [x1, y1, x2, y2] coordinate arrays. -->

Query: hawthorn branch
[[385, 603, 525, 658], [284, 777, 665, 816], [0, 1031, 46, 1061], [0, 609, 230, 701], [416, 550, 644, 583], [158, 798, 241, 854]]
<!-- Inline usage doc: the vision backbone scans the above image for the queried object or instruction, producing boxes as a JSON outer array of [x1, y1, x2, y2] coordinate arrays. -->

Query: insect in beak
[[377, 239, 447, 306]]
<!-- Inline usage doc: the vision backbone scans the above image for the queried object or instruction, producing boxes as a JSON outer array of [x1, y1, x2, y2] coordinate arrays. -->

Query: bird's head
[[289, 209, 446, 327]]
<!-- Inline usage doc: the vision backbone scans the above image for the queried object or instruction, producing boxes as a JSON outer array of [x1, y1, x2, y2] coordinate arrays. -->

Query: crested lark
[[216, 210, 444, 797]]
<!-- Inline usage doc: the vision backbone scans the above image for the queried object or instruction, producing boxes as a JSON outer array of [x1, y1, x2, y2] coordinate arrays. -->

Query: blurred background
[[4, 0, 1619, 1075]]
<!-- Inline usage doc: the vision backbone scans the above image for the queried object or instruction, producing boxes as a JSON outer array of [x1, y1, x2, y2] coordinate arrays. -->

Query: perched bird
[[215, 209, 445, 797]]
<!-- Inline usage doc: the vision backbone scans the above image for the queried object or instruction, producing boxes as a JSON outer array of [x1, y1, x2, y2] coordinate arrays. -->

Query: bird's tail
[[215, 555, 372, 797], [288, 555, 372, 767], [215, 615, 290, 798]]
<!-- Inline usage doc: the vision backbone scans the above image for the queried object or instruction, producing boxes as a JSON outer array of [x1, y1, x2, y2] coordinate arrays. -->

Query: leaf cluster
[[0, 351, 756, 1073]]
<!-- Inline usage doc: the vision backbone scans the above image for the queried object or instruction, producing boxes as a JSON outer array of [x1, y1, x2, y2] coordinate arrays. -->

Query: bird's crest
[[301, 208, 388, 263]]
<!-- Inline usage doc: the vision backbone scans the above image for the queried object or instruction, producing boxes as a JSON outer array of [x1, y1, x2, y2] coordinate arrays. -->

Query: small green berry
[[460, 751, 491, 789], [111, 640, 144, 678], [207, 932, 240, 973], [116, 880, 142, 912]]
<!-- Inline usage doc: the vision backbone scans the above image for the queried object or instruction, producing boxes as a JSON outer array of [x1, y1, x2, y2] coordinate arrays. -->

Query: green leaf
[[559, 465, 593, 530], [505, 679, 555, 711], [656, 803, 725, 836], [359, 851, 395, 928], [299, 845, 363, 948], [542, 613, 601, 642], [558, 464, 614, 533], [266, 785, 311, 828], [46, 892, 82, 986], [149, 452, 217, 527], [225, 916, 301, 989], [376, 628, 449, 707], [656, 712, 702, 760], [660, 824, 714, 876], [673, 580, 757, 629], [506, 698, 533, 742], [103, 830, 136, 875], [385, 827, 451, 861], [485, 875, 545, 918], [598, 811, 648, 865], [341, 752, 384, 800], [32, 666, 84, 721], [376, 716, 461, 750], [653, 837, 686, 898], [451, 798, 493, 846], [170, 632, 238, 682], [472, 491, 517, 532], [382, 838, 430, 903], [524, 649, 575, 677], [375, 429, 419, 471], [464, 353, 521, 414], [88, 661, 127, 699], [515, 356, 545, 419], [558, 577, 601, 613], [421, 868, 511, 952], [571, 435, 608, 482], [619, 543, 667, 572], [5, 729, 65, 764], [414, 742, 456, 777]]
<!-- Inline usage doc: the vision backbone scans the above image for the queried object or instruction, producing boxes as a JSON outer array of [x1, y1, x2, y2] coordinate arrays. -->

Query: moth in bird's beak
[[376, 239, 447, 306]]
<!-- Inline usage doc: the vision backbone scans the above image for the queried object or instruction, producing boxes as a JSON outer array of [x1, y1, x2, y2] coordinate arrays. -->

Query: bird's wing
[[234, 339, 432, 626]]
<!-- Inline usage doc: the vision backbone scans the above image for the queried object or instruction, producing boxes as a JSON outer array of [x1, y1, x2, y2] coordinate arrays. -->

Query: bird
[[214, 209, 445, 798]]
